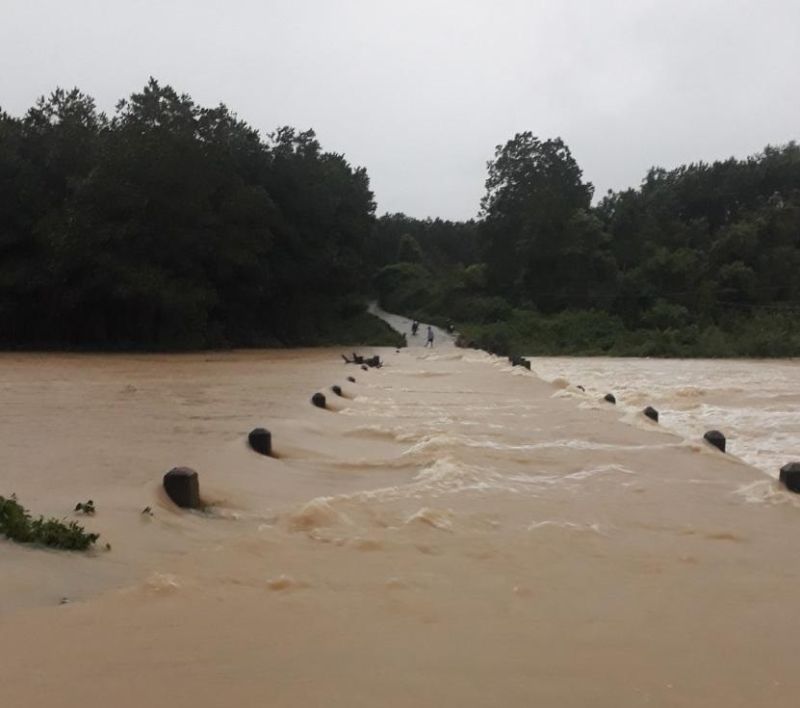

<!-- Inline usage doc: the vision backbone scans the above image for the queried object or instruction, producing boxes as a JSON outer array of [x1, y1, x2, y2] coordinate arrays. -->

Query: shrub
[[373, 263, 435, 313], [445, 295, 512, 324], [642, 300, 690, 330], [0, 495, 100, 551]]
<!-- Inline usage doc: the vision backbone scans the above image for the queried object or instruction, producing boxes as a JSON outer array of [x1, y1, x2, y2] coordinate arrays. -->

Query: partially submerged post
[[704, 430, 726, 453], [311, 392, 327, 409], [347, 376, 356, 383], [248, 428, 272, 456], [779, 462, 800, 493], [643, 406, 659, 422], [163, 467, 200, 509], [331, 385, 343, 397], [604, 393, 616, 404]]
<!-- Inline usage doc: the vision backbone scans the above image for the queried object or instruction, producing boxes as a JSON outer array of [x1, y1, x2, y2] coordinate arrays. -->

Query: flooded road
[[1, 347, 799, 707]]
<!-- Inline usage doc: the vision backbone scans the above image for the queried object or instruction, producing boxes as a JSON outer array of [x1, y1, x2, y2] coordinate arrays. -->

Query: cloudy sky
[[2, 0, 798, 219]]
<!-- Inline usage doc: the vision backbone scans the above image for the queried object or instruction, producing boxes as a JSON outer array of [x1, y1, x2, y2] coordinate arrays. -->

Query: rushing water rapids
[[531, 356, 800, 479], [1, 344, 799, 707]]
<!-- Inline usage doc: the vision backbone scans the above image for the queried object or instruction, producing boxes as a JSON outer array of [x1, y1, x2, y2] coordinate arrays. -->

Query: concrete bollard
[[331, 385, 343, 397], [347, 376, 356, 383], [248, 428, 272, 456], [704, 430, 726, 453], [163, 467, 200, 509], [643, 406, 659, 422], [311, 392, 327, 409], [604, 393, 616, 404], [779, 462, 800, 493]]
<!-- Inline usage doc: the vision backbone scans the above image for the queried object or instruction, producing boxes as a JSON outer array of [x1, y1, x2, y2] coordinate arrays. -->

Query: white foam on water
[[401, 433, 678, 460], [420, 353, 463, 362], [394, 369, 452, 377], [266, 574, 307, 591], [732, 480, 800, 507], [404, 507, 454, 531], [527, 520, 607, 535], [564, 464, 636, 481], [462, 352, 494, 363], [412, 456, 506, 494], [552, 388, 585, 399], [143, 572, 181, 593], [344, 424, 406, 440], [296, 457, 528, 517], [506, 463, 636, 488], [287, 497, 355, 532], [531, 357, 800, 477]]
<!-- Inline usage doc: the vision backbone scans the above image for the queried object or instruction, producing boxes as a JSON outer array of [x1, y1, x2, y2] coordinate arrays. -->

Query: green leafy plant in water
[[0, 494, 100, 551]]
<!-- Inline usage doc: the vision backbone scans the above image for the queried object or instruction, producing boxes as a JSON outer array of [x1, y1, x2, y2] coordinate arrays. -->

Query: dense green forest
[[374, 134, 800, 357], [2, 81, 798, 355], [0, 80, 401, 349]]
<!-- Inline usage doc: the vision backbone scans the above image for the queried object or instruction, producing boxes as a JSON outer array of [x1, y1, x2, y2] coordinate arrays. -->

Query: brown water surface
[[1, 347, 799, 707]]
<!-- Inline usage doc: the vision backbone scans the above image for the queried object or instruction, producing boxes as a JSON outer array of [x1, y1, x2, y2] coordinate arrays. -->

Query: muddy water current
[[531, 356, 800, 478], [1, 347, 799, 707]]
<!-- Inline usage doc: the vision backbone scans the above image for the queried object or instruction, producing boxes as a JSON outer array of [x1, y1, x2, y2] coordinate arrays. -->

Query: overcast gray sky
[[2, 0, 798, 219]]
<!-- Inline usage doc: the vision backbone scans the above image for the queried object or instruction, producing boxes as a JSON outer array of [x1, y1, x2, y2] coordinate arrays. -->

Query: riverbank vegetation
[[1, 81, 797, 355], [0, 495, 99, 551], [373, 136, 800, 357]]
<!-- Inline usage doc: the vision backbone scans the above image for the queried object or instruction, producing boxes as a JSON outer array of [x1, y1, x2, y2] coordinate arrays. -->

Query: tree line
[[2, 80, 798, 355], [374, 134, 800, 356], [0, 79, 399, 349]]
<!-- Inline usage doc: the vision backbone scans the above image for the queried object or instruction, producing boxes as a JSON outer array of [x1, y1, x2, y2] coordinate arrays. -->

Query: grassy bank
[[373, 264, 799, 358], [455, 308, 800, 358]]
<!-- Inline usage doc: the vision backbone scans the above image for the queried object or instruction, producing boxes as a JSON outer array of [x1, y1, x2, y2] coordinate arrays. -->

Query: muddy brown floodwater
[[1, 347, 799, 707]]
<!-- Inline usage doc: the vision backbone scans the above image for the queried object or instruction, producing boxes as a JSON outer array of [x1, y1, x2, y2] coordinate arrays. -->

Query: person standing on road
[[425, 325, 434, 348]]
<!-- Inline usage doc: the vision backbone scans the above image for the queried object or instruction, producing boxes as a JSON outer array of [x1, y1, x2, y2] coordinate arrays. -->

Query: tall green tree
[[479, 132, 595, 308]]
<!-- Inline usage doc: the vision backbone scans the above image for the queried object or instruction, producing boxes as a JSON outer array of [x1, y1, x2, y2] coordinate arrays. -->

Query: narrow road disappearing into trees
[[368, 302, 456, 349]]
